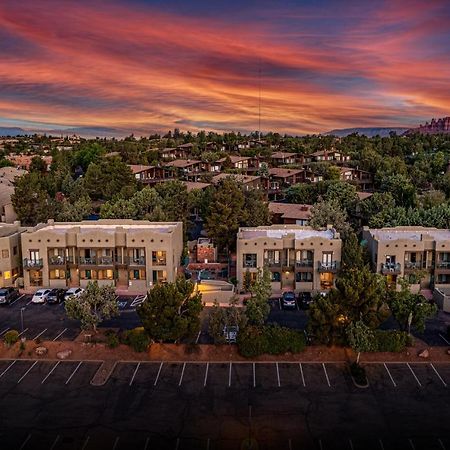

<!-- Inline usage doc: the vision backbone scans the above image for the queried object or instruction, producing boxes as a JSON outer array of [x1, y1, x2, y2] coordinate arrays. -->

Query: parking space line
[[129, 362, 140, 386], [0, 327, 10, 336], [253, 363, 256, 388], [195, 330, 201, 344], [430, 364, 447, 387], [53, 328, 67, 341], [206, 438, 210, 450], [81, 436, 90, 450], [175, 437, 180, 450], [10, 293, 25, 306], [318, 439, 323, 450], [278, 298, 281, 309], [26, 298, 33, 306], [144, 437, 150, 450], [203, 363, 209, 387], [154, 362, 163, 386], [349, 438, 354, 450], [17, 360, 38, 383], [228, 362, 232, 387], [17, 328, 28, 337], [42, 361, 60, 384], [276, 362, 281, 387], [112, 437, 119, 450], [299, 363, 306, 387], [288, 438, 292, 450], [178, 362, 186, 386], [50, 435, 60, 450], [379, 438, 385, 450], [439, 333, 450, 345], [322, 363, 331, 387], [438, 438, 446, 450], [65, 361, 82, 385], [406, 363, 422, 387], [383, 363, 397, 387], [0, 359, 17, 378], [409, 438, 416, 450], [19, 434, 31, 450], [32, 328, 47, 340]]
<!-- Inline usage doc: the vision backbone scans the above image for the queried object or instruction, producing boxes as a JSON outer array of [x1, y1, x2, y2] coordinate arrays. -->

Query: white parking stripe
[[228, 362, 232, 387], [288, 438, 293, 450], [383, 363, 397, 387], [112, 437, 120, 450], [276, 362, 281, 387], [379, 438, 385, 450], [178, 362, 186, 386], [203, 363, 209, 387], [409, 438, 416, 450], [439, 333, 450, 345], [50, 435, 60, 450], [53, 328, 67, 341], [65, 361, 82, 385], [32, 328, 47, 340], [175, 437, 180, 450], [322, 363, 331, 387], [253, 363, 256, 388], [318, 439, 323, 450], [406, 363, 422, 387], [19, 434, 32, 450], [195, 330, 201, 344], [0, 360, 17, 378], [17, 360, 38, 383], [154, 362, 163, 386], [0, 327, 10, 336], [299, 363, 306, 387], [17, 328, 29, 337], [278, 298, 281, 310], [10, 294, 25, 306], [349, 438, 354, 450], [144, 437, 150, 450], [26, 298, 33, 306], [206, 438, 210, 450], [42, 361, 60, 384], [81, 436, 90, 450], [438, 438, 447, 450], [129, 362, 140, 386], [430, 364, 447, 387]]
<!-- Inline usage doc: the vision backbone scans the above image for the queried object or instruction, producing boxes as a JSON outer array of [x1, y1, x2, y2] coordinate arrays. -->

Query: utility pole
[[20, 307, 25, 333]]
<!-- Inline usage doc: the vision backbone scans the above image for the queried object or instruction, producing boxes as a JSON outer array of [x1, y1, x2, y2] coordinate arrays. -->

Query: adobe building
[[0, 222, 22, 288]]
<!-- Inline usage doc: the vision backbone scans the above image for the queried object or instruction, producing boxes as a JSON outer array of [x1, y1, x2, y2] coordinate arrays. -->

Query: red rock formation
[[405, 117, 450, 135]]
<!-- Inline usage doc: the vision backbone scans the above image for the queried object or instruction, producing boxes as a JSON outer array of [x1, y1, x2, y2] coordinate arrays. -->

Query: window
[[152, 270, 167, 284], [152, 251, 166, 265], [296, 272, 313, 282], [129, 269, 146, 280], [3, 271, 11, 280], [49, 269, 66, 280], [81, 270, 98, 280], [271, 272, 281, 282], [97, 269, 114, 280], [243, 253, 257, 268], [13, 246, 17, 256], [2, 249, 9, 259]]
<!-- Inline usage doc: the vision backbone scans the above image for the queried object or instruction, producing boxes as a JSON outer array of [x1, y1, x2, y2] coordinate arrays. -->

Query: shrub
[[373, 330, 410, 352], [4, 330, 19, 347], [122, 327, 150, 353], [19, 341, 26, 352], [237, 325, 306, 358], [104, 330, 119, 349]]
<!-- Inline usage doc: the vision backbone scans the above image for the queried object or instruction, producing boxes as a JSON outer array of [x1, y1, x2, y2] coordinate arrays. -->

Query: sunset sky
[[0, 0, 449, 135]]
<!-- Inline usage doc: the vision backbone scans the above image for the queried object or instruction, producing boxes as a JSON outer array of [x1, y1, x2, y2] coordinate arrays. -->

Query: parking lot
[[0, 359, 449, 449]]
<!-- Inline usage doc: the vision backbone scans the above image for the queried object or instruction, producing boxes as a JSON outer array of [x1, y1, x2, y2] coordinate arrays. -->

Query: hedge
[[373, 330, 411, 352], [3, 330, 19, 347], [121, 327, 150, 352], [237, 325, 306, 358]]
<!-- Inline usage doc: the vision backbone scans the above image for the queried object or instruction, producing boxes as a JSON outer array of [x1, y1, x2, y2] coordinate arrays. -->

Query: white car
[[31, 289, 51, 304], [64, 287, 84, 300]]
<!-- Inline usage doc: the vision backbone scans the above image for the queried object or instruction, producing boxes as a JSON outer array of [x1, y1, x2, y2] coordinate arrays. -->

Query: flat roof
[[368, 227, 450, 242], [239, 226, 336, 240]]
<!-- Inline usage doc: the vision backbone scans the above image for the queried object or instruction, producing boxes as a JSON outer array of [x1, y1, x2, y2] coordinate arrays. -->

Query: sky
[[0, 0, 449, 135]]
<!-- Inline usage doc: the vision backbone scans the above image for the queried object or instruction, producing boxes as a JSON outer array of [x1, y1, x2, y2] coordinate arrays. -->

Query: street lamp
[[20, 307, 25, 333]]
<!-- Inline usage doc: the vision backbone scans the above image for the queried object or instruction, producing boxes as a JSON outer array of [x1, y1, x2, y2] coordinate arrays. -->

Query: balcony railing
[[404, 261, 423, 270], [317, 261, 339, 272], [243, 261, 257, 268], [48, 256, 66, 265], [152, 259, 167, 266], [98, 256, 113, 265], [436, 261, 450, 269], [264, 259, 282, 267], [296, 260, 313, 268], [129, 257, 146, 266], [381, 262, 401, 274], [79, 257, 96, 265], [23, 258, 43, 269]]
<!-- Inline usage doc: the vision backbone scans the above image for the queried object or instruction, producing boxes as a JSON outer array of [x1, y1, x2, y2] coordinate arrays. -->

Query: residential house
[[306, 149, 350, 163], [339, 167, 374, 191], [0, 167, 27, 223], [0, 222, 22, 288], [269, 203, 312, 226], [211, 173, 262, 190], [270, 152, 299, 166], [267, 168, 305, 200]]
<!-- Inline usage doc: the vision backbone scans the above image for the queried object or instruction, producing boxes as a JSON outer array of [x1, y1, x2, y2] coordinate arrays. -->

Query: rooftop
[[165, 159, 201, 168], [211, 173, 260, 184], [183, 181, 211, 192], [367, 226, 450, 242], [238, 225, 338, 240], [269, 168, 303, 178], [271, 152, 296, 158], [128, 164, 154, 174], [268, 202, 312, 220]]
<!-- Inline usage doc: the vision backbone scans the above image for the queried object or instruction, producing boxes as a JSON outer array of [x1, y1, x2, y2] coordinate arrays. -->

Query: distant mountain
[[404, 117, 450, 135], [324, 127, 409, 137], [0, 127, 27, 137]]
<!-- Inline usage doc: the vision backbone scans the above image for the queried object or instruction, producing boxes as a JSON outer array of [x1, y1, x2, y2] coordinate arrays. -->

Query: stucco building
[[0, 222, 22, 288], [21, 220, 183, 293], [236, 225, 342, 294]]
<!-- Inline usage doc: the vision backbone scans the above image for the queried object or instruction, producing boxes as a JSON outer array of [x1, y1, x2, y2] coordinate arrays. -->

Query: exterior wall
[[21, 220, 183, 293], [0, 226, 21, 288], [236, 225, 342, 294]]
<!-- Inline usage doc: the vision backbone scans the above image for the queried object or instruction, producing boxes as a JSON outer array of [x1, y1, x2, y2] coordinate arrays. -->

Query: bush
[[4, 330, 19, 347], [237, 325, 306, 358], [373, 330, 410, 352], [104, 330, 119, 349], [122, 327, 150, 353]]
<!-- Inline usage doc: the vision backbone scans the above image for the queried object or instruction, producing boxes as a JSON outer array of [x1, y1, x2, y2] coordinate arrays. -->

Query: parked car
[[64, 287, 84, 300], [31, 288, 51, 304], [299, 292, 313, 310], [46, 288, 66, 304], [281, 291, 297, 309], [0, 287, 20, 305]]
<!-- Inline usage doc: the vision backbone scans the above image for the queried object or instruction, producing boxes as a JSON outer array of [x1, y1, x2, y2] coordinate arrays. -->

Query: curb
[[90, 360, 118, 386]]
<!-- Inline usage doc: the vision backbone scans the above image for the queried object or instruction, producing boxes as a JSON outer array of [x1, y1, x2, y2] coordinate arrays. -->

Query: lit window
[[3, 271, 11, 280]]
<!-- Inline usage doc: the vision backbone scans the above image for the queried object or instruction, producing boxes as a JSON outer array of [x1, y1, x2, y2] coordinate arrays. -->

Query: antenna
[[258, 61, 261, 141]]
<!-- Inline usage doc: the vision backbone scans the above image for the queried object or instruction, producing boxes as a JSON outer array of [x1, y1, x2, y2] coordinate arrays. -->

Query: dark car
[[299, 292, 313, 310], [281, 291, 297, 309], [46, 288, 66, 304], [0, 287, 19, 305]]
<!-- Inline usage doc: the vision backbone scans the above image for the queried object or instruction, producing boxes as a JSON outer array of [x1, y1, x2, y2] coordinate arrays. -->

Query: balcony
[[97, 256, 114, 266], [404, 261, 424, 270], [23, 258, 43, 269], [381, 262, 401, 275], [79, 257, 97, 266], [128, 256, 146, 266], [264, 258, 282, 267], [436, 261, 450, 273], [296, 260, 313, 268], [317, 261, 339, 273], [48, 255, 66, 266]]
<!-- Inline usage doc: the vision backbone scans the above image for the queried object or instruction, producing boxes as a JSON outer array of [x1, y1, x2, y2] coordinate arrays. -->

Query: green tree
[[324, 181, 358, 213], [341, 232, 367, 272], [309, 198, 352, 237], [242, 189, 271, 227], [208, 298, 248, 344], [243, 269, 253, 293], [245, 267, 271, 325], [346, 321, 375, 364], [65, 281, 119, 332], [55, 196, 91, 222], [307, 294, 343, 345], [285, 183, 319, 204], [29, 156, 47, 173], [380, 174, 416, 208], [137, 278, 203, 342]]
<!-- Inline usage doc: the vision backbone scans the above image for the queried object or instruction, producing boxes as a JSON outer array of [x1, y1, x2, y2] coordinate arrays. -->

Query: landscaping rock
[[447, 349, 450, 356], [56, 349, 73, 360], [418, 349, 429, 358], [35, 346, 48, 356]]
